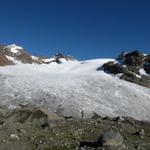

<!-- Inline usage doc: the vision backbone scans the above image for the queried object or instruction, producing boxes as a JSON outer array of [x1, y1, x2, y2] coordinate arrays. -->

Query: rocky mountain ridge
[[0, 44, 76, 65], [98, 50, 150, 88]]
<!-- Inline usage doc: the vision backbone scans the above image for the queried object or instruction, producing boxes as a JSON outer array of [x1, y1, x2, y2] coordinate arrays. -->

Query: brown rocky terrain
[[0, 106, 149, 150], [0, 44, 76, 65], [0, 45, 13, 66]]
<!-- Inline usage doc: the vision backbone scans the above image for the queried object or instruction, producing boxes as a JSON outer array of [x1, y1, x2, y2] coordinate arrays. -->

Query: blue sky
[[0, 0, 150, 60]]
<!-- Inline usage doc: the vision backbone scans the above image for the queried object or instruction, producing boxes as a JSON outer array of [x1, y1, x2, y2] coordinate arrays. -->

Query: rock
[[124, 50, 144, 67], [91, 112, 102, 119], [144, 56, 150, 74], [98, 50, 150, 87], [113, 116, 124, 122], [10, 134, 19, 141], [144, 64, 150, 74], [141, 75, 150, 81], [54, 52, 76, 61], [100, 61, 127, 75], [122, 50, 145, 74], [134, 129, 145, 137], [41, 122, 49, 129], [7, 107, 64, 126], [98, 130, 123, 146], [120, 72, 150, 88]]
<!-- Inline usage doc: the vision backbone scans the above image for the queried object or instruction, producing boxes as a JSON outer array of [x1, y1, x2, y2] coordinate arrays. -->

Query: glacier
[[0, 59, 150, 121]]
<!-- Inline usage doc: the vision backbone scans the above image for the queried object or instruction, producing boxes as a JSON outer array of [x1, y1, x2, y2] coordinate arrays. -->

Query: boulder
[[144, 63, 150, 74], [7, 107, 64, 126], [98, 130, 123, 146], [54, 52, 76, 61], [0, 45, 13, 66], [144, 55, 150, 74], [16, 52, 33, 64], [122, 51, 145, 74]]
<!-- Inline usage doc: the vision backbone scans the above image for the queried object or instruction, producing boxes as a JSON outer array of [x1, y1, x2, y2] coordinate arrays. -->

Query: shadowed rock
[[120, 72, 150, 88], [7, 107, 64, 126], [101, 61, 127, 75], [98, 130, 123, 146]]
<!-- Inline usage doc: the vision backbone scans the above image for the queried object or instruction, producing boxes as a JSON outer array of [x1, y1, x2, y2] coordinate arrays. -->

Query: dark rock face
[[144, 55, 150, 74], [98, 50, 150, 88], [54, 53, 76, 61], [144, 63, 150, 74], [120, 72, 150, 88], [124, 50, 144, 67], [101, 61, 127, 75]]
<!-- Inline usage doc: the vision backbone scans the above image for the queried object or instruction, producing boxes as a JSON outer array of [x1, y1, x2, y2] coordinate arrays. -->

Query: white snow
[[0, 59, 150, 120], [42, 58, 55, 63], [4, 44, 23, 54], [140, 69, 150, 76], [5, 55, 22, 65], [31, 55, 39, 60]]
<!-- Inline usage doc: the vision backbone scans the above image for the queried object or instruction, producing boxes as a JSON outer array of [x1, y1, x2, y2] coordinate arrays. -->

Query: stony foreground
[[0, 106, 150, 150]]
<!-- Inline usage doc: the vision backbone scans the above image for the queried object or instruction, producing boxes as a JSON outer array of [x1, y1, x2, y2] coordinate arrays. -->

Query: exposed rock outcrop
[[120, 72, 150, 88], [98, 50, 150, 88], [98, 130, 123, 146], [0, 45, 13, 66], [100, 61, 128, 75], [0, 44, 76, 66]]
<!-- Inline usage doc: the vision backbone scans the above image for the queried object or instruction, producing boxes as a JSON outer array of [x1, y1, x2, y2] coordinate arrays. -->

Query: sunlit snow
[[0, 59, 150, 120]]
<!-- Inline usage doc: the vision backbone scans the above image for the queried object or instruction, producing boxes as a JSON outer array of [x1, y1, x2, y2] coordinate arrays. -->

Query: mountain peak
[[4, 44, 23, 54], [0, 43, 76, 65]]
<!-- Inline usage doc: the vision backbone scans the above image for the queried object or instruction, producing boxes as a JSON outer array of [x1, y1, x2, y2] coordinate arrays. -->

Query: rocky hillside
[[0, 106, 149, 150], [0, 45, 13, 66], [98, 50, 150, 88], [0, 44, 76, 65]]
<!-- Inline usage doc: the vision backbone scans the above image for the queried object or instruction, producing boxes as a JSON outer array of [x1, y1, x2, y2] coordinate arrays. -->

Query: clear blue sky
[[0, 0, 150, 60]]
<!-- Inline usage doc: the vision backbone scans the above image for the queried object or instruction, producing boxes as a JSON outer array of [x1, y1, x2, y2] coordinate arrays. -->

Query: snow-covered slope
[[0, 59, 150, 121]]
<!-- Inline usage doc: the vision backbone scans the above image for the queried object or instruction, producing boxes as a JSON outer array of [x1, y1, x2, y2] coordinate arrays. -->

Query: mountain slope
[[0, 59, 150, 121], [0, 44, 76, 65], [0, 45, 13, 66]]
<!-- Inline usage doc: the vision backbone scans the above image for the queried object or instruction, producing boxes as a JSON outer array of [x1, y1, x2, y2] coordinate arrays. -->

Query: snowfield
[[0, 59, 150, 120]]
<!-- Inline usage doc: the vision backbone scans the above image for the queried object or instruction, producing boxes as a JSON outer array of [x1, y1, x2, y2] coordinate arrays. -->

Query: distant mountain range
[[0, 44, 76, 65]]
